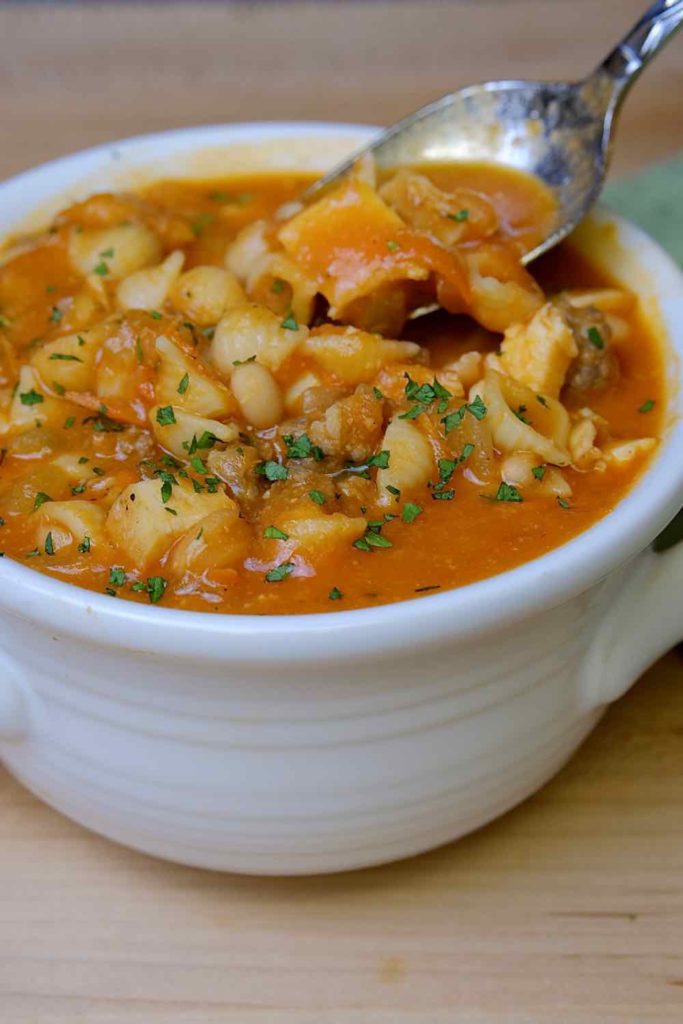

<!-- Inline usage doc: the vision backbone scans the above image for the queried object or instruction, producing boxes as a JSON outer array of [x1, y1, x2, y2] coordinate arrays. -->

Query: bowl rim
[[0, 120, 682, 660]]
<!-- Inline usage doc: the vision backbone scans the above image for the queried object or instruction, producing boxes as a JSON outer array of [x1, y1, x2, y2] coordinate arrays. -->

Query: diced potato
[[149, 404, 238, 460], [68, 223, 162, 279], [211, 304, 308, 376], [166, 507, 250, 576], [155, 336, 235, 418], [116, 250, 184, 311], [376, 416, 434, 505], [304, 326, 421, 385], [106, 478, 233, 567], [501, 301, 578, 399], [170, 266, 246, 326], [35, 500, 107, 552], [30, 328, 100, 393], [279, 510, 367, 558], [568, 417, 601, 468]]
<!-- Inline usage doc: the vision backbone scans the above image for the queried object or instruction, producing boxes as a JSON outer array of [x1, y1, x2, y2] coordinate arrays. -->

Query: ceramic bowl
[[0, 123, 682, 874]]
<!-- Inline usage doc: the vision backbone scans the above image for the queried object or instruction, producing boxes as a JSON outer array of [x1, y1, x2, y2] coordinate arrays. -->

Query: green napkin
[[604, 155, 683, 266], [604, 155, 683, 549]]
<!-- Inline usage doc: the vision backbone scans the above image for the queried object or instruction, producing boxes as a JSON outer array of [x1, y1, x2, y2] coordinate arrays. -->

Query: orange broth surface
[[0, 164, 665, 613]]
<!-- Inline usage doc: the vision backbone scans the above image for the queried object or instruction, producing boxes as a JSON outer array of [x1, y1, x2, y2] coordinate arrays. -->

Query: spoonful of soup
[[302, 0, 683, 265]]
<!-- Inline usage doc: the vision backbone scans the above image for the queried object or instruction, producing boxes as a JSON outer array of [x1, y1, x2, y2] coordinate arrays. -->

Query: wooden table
[[1, 3, 682, 1020]]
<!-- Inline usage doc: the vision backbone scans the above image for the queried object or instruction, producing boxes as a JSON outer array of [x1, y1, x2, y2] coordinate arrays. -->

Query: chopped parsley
[[156, 405, 176, 426], [638, 399, 655, 413], [532, 465, 546, 481], [401, 502, 423, 523], [148, 310, 162, 321], [190, 212, 215, 237], [64, 416, 76, 429], [536, 394, 549, 408], [264, 525, 289, 540], [328, 586, 343, 601], [146, 576, 168, 604], [400, 374, 452, 420], [71, 483, 86, 495], [177, 373, 190, 395], [386, 240, 400, 252], [368, 450, 390, 469], [49, 307, 63, 323], [109, 567, 126, 587], [280, 312, 299, 331], [49, 352, 82, 362], [44, 532, 55, 556], [587, 326, 604, 350], [514, 404, 531, 425], [557, 496, 571, 510], [135, 336, 144, 364], [284, 432, 324, 460], [257, 460, 288, 482], [93, 260, 109, 276], [33, 492, 52, 511], [232, 354, 256, 366], [265, 561, 294, 583], [271, 278, 286, 294], [19, 389, 44, 407], [308, 489, 326, 505], [78, 536, 91, 554], [447, 209, 469, 222], [442, 395, 487, 433], [372, 386, 384, 400], [386, 484, 401, 498], [493, 482, 523, 503]]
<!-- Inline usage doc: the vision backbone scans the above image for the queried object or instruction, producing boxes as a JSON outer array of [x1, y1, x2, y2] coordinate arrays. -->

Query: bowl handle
[[0, 648, 31, 741], [581, 542, 683, 710]]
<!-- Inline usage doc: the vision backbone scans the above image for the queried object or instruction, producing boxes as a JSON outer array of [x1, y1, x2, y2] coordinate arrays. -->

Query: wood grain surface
[[0, 2, 682, 1021]]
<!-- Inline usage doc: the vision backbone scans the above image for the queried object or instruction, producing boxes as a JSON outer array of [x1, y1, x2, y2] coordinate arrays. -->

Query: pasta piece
[[211, 304, 307, 376], [562, 288, 634, 316], [473, 370, 570, 465], [309, 384, 385, 463], [501, 452, 572, 497], [116, 250, 185, 311], [35, 500, 107, 552], [149, 405, 238, 460], [68, 223, 161, 279], [304, 326, 421, 385], [225, 220, 271, 281], [4, 366, 70, 435], [500, 301, 579, 399], [106, 478, 233, 567], [464, 243, 544, 333], [603, 438, 656, 466], [376, 415, 435, 505], [166, 507, 251, 577], [170, 266, 246, 326], [230, 361, 283, 429], [244, 251, 318, 325], [155, 336, 235, 418], [30, 328, 101, 392], [568, 417, 602, 468]]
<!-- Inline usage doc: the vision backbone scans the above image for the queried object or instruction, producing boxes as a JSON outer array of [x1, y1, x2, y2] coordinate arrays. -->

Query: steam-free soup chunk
[[0, 158, 663, 613]]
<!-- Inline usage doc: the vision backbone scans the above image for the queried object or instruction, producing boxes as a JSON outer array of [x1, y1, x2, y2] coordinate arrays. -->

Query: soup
[[0, 160, 663, 613]]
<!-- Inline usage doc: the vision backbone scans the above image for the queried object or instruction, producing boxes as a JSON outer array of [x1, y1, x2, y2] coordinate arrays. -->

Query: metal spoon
[[303, 0, 683, 264]]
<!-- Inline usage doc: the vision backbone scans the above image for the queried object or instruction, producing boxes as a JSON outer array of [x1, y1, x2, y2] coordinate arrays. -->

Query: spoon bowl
[[304, 0, 683, 263]]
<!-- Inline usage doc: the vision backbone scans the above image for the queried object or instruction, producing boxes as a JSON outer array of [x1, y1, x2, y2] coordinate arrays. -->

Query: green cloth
[[604, 155, 683, 266]]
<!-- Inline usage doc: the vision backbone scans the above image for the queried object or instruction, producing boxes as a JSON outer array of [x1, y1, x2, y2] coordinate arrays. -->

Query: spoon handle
[[596, 0, 683, 104]]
